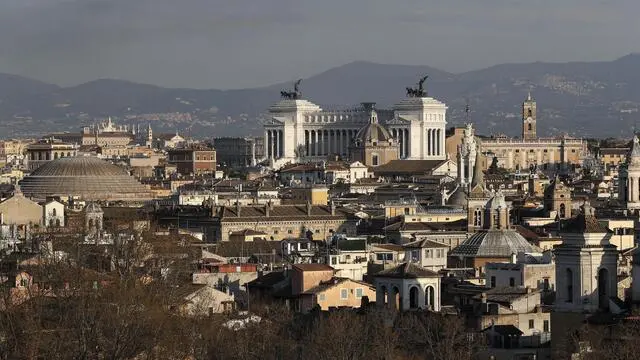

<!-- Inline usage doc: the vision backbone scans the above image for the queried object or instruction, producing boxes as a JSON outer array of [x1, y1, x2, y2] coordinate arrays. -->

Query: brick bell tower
[[522, 92, 537, 140]]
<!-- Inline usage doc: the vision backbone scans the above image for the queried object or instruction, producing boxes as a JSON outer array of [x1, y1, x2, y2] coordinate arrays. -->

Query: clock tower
[[522, 92, 537, 140]]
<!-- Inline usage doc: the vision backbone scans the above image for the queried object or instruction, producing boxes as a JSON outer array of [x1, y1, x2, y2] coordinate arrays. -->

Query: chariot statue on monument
[[280, 79, 303, 99]]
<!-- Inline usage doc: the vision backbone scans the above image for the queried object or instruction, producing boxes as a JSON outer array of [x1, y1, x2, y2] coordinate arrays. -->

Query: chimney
[[265, 203, 270, 217], [330, 201, 336, 216], [306, 201, 312, 216]]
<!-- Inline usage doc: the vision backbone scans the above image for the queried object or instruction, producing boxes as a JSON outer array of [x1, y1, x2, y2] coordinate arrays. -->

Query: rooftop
[[374, 262, 440, 279]]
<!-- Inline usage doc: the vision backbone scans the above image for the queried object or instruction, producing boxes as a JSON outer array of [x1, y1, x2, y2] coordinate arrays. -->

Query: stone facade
[[215, 204, 357, 242], [479, 94, 586, 173], [263, 94, 447, 168]]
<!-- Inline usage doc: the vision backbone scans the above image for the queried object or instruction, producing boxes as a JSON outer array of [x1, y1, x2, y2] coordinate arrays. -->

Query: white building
[[263, 92, 447, 168], [619, 135, 640, 210], [457, 123, 477, 189], [554, 204, 617, 313], [43, 200, 65, 227], [403, 239, 449, 272], [374, 263, 441, 311]]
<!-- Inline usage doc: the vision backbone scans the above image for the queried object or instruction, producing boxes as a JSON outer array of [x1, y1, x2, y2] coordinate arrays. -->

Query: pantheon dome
[[20, 157, 154, 201]]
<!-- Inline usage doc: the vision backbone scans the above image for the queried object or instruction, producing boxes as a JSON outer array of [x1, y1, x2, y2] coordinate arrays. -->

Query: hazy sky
[[0, 0, 638, 89]]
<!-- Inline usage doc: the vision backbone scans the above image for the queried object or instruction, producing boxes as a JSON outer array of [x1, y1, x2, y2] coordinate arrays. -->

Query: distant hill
[[1, 54, 640, 138]]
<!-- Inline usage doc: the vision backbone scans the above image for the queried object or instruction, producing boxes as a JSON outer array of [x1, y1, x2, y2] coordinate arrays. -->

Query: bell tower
[[522, 92, 537, 140]]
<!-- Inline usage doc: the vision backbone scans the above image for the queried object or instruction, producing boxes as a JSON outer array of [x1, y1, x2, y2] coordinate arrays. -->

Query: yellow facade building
[[478, 94, 587, 172]]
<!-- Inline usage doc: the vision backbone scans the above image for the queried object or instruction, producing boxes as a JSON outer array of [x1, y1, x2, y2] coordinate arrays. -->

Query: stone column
[[264, 130, 269, 159], [405, 129, 409, 158], [314, 130, 319, 157], [275, 130, 280, 159]]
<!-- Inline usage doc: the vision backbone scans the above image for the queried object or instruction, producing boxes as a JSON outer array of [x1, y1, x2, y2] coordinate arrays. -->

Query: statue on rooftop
[[280, 79, 303, 99], [405, 75, 428, 98]]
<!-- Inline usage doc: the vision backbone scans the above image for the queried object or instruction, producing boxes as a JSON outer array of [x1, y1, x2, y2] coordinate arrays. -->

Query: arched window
[[528, 109, 532, 117], [566, 268, 573, 303], [55, 219, 61, 227], [392, 286, 400, 310], [474, 209, 482, 227], [559, 203, 566, 218], [372, 154, 379, 166], [409, 286, 420, 309], [426, 286, 435, 310], [52, 208, 57, 217], [88, 219, 94, 228], [528, 123, 532, 131], [380, 285, 388, 305], [54, 153, 59, 159]]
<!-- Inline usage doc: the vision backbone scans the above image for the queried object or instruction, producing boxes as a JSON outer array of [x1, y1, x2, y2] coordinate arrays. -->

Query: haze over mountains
[[1, 54, 640, 139]]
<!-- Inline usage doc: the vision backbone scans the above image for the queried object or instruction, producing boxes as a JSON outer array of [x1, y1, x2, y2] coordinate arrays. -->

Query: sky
[[0, 0, 638, 89]]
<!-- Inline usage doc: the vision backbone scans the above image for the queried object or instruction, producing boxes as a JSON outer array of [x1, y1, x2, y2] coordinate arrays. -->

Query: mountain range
[[1, 54, 640, 139]]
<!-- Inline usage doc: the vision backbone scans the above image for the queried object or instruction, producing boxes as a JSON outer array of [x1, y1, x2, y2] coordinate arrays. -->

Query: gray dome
[[355, 122, 392, 144], [20, 157, 154, 201], [448, 187, 467, 208], [85, 202, 104, 213], [450, 230, 539, 258]]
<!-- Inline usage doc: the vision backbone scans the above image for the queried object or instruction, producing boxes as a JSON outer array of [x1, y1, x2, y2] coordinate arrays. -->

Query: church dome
[[449, 229, 539, 258], [355, 122, 393, 144], [85, 202, 104, 213], [20, 157, 155, 201]]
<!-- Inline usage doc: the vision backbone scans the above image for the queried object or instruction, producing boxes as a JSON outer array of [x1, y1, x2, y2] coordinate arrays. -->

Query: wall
[[313, 281, 376, 312], [291, 269, 333, 295], [192, 272, 258, 299], [0, 194, 42, 225]]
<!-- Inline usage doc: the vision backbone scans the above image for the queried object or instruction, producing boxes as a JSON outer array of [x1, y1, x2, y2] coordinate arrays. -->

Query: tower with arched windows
[[544, 175, 572, 219], [551, 204, 618, 353], [554, 203, 617, 313], [466, 149, 492, 232], [522, 92, 537, 140], [84, 202, 104, 237]]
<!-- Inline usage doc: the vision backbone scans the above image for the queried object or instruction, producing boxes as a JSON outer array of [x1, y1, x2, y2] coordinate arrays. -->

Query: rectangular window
[[340, 289, 348, 300], [376, 253, 392, 261], [425, 249, 432, 258], [509, 277, 515, 286], [355, 288, 363, 299], [319, 294, 326, 301], [529, 319, 534, 329], [543, 320, 549, 332], [490, 276, 496, 288]]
